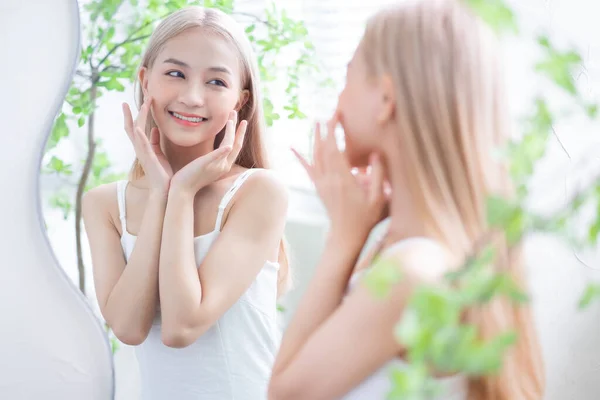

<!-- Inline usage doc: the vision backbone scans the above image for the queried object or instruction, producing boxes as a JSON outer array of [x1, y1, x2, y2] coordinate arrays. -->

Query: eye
[[166, 70, 184, 78], [208, 79, 227, 87]]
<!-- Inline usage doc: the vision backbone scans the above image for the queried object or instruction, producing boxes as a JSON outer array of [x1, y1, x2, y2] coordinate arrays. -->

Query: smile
[[169, 111, 206, 123]]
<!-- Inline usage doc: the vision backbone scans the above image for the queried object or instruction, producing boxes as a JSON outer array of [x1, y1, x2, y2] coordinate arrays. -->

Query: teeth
[[172, 112, 204, 123]]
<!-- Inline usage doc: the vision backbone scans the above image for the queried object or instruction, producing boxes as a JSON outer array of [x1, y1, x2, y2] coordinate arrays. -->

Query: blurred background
[[39, 0, 600, 399]]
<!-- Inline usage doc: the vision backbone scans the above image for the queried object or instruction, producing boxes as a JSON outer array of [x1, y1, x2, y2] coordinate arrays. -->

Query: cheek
[[210, 92, 239, 120], [147, 77, 175, 106]]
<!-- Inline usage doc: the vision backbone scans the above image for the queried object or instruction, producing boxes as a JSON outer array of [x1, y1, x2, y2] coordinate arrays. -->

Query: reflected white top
[[342, 237, 468, 400], [116, 169, 281, 400]]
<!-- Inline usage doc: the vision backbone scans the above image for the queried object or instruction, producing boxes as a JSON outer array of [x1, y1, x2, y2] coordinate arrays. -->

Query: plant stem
[[75, 79, 98, 295]]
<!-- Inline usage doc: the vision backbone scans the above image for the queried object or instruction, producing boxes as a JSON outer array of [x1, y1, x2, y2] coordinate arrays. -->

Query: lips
[[169, 111, 206, 123]]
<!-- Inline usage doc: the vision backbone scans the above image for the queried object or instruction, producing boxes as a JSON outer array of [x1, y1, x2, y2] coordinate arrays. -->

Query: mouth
[[168, 111, 207, 126]]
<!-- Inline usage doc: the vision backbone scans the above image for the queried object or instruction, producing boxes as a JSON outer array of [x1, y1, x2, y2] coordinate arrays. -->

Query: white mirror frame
[[0, 1, 114, 399]]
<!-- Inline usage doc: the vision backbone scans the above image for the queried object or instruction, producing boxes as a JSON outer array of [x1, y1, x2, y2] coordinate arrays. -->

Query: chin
[[344, 149, 370, 168]]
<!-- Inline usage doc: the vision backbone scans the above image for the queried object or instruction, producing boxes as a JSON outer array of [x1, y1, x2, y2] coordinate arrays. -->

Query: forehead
[[157, 27, 240, 72]]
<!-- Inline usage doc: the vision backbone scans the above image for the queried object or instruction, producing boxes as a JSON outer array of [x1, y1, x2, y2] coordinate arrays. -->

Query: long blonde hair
[[129, 6, 292, 296], [361, 1, 544, 398]]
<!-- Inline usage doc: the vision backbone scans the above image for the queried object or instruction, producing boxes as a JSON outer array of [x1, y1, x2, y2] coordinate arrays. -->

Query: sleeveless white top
[[116, 169, 281, 400], [342, 237, 468, 400]]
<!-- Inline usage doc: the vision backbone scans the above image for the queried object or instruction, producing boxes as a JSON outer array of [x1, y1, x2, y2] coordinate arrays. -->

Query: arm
[[158, 171, 288, 348], [268, 244, 424, 400], [272, 232, 366, 373], [83, 183, 168, 345]]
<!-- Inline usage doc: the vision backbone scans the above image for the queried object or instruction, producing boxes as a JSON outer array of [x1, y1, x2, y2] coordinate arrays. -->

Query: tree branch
[[95, 34, 151, 69], [75, 82, 98, 295], [231, 10, 276, 29]]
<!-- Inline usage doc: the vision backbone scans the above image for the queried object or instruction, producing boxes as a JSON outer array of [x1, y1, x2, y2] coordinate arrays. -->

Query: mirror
[[0, 1, 114, 399]]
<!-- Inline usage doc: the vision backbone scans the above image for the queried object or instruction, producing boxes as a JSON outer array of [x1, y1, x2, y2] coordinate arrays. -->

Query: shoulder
[[230, 169, 289, 218], [238, 169, 288, 206], [82, 181, 120, 222], [376, 238, 456, 286]]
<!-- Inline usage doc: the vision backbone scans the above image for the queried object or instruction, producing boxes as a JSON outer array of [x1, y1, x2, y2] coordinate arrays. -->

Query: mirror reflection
[[38, 1, 600, 399]]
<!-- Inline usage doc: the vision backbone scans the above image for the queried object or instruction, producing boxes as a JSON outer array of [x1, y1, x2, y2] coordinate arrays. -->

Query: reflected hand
[[122, 97, 173, 194], [170, 110, 248, 197], [292, 113, 387, 243]]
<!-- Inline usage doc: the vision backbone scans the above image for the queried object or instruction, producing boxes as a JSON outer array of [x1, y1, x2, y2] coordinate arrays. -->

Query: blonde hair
[[129, 6, 292, 296], [361, 0, 544, 399]]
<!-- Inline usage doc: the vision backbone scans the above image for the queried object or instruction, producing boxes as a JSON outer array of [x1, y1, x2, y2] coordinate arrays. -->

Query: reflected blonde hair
[[362, 0, 544, 399], [129, 6, 292, 296]]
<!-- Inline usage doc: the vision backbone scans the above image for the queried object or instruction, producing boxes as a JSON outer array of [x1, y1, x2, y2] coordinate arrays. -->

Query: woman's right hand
[[122, 97, 173, 194]]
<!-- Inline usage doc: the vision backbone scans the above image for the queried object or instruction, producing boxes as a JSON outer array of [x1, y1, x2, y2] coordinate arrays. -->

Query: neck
[[382, 147, 431, 244], [161, 137, 215, 174]]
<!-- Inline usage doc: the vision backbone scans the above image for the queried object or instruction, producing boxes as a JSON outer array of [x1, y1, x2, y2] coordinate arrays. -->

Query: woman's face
[[336, 44, 387, 168], [140, 27, 248, 148]]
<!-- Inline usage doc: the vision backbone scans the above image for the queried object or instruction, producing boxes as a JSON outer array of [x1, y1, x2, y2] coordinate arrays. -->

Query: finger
[[291, 147, 314, 181], [383, 181, 392, 201], [326, 110, 340, 141], [312, 122, 323, 173], [354, 172, 371, 191], [220, 111, 236, 150], [122, 103, 134, 139], [135, 96, 153, 132], [134, 126, 150, 149], [369, 153, 385, 205], [149, 127, 159, 146], [207, 145, 232, 163], [227, 119, 247, 165], [323, 121, 352, 176]]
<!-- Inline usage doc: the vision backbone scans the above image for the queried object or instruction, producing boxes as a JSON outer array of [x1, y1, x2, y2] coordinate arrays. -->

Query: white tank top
[[342, 237, 468, 400], [116, 169, 281, 400]]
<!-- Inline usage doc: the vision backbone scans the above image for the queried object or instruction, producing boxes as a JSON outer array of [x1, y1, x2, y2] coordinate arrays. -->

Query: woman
[[268, 0, 545, 399]]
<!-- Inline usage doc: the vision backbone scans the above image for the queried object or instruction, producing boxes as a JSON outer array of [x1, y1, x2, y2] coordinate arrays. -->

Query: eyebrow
[[163, 58, 232, 75]]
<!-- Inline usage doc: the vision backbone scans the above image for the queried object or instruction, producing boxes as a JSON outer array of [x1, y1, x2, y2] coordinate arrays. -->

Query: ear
[[236, 89, 250, 111], [138, 67, 150, 98], [377, 74, 395, 126]]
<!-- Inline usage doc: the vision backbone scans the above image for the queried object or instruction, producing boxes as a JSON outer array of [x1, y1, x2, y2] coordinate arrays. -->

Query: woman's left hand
[[170, 110, 247, 197], [292, 113, 387, 244]]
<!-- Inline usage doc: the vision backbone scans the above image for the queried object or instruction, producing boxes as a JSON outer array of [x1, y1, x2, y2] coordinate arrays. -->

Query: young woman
[[83, 6, 291, 400], [269, 1, 545, 399]]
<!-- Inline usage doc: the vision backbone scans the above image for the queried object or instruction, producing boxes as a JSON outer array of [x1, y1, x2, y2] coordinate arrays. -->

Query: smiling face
[[139, 26, 248, 148]]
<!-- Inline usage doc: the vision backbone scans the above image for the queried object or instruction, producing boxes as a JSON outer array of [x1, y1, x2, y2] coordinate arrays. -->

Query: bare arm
[[268, 242, 433, 400], [83, 184, 168, 345], [158, 171, 288, 348], [272, 233, 366, 373]]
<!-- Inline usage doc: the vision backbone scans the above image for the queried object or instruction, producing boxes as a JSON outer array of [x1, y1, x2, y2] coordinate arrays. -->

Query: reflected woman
[[82, 6, 291, 400]]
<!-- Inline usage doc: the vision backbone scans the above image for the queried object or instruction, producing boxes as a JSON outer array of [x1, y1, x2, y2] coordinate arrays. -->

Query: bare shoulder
[[227, 169, 289, 221], [237, 169, 288, 208], [378, 238, 456, 286], [82, 182, 120, 225]]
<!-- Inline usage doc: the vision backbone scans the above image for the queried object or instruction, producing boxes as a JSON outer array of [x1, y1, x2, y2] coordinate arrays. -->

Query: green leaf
[[578, 284, 600, 309], [98, 77, 126, 92], [47, 113, 69, 151], [464, 0, 518, 35], [363, 257, 403, 298], [586, 104, 598, 119], [534, 36, 582, 96], [48, 192, 73, 220]]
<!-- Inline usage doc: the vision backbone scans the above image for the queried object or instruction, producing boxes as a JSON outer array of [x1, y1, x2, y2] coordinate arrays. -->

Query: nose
[[179, 81, 205, 108]]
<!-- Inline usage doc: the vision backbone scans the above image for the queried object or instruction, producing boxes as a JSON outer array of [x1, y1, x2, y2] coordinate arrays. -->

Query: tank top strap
[[116, 180, 128, 230], [213, 169, 260, 231]]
